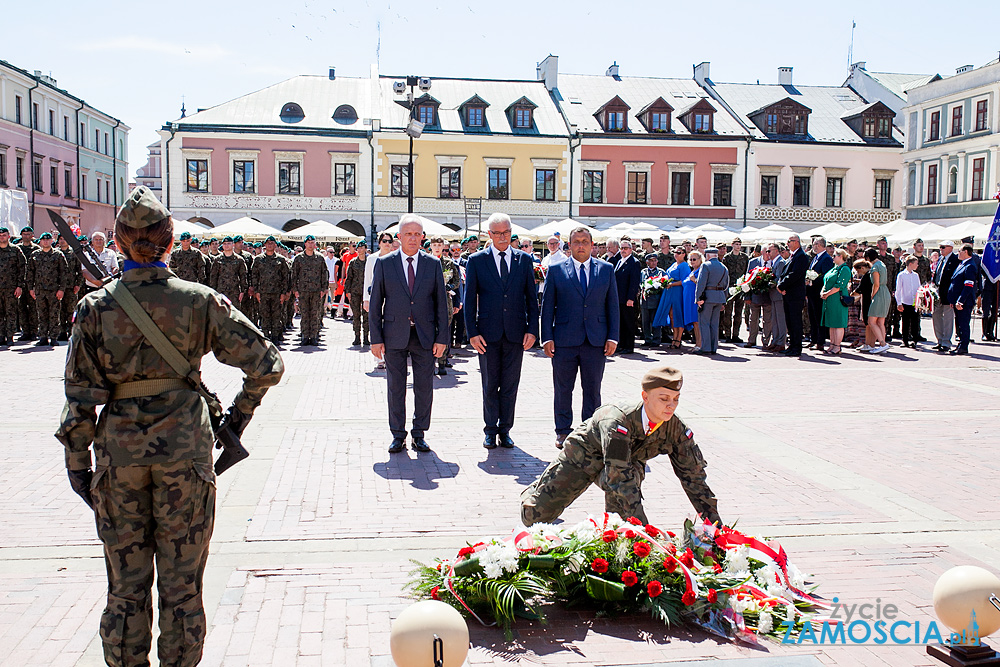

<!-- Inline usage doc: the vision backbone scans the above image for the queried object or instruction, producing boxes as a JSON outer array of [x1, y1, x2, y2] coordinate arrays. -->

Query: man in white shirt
[[85, 232, 120, 289], [323, 247, 339, 314], [539, 235, 565, 295]]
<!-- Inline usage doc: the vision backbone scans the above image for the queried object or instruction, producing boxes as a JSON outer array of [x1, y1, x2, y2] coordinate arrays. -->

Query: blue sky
[[7, 0, 999, 180]]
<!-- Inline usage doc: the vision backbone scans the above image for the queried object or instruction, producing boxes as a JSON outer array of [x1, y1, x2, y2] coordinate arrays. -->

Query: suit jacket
[[369, 250, 449, 349], [463, 247, 539, 343], [769, 258, 785, 304], [614, 254, 642, 305], [807, 252, 834, 297], [777, 248, 809, 302], [695, 258, 729, 305], [541, 256, 620, 347], [949, 259, 979, 308], [747, 256, 769, 306], [934, 252, 960, 305]]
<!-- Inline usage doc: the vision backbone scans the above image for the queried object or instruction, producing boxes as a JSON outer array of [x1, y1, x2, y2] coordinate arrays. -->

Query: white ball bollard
[[932, 566, 1000, 638], [390, 600, 470, 667]]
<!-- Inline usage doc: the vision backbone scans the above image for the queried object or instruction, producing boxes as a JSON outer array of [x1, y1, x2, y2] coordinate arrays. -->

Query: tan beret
[[116, 186, 171, 229], [642, 366, 683, 392]]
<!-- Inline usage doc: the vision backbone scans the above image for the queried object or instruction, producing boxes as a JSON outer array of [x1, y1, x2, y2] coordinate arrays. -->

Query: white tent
[[283, 220, 362, 242], [196, 217, 279, 240], [383, 215, 463, 239], [802, 222, 848, 239], [741, 224, 794, 243], [527, 218, 606, 241], [887, 223, 949, 248], [462, 220, 536, 239], [172, 218, 210, 240], [834, 221, 884, 243], [939, 219, 991, 243]]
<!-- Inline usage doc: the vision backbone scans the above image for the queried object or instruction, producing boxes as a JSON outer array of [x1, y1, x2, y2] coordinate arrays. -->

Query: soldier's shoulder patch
[[220, 294, 232, 307], [965, 280, 975, 287], [684, 428, 694, 439], [615, 425, 629, 436]]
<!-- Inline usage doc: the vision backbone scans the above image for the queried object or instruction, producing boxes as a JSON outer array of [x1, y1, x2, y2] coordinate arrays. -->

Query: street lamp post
[[394, 76, 431, 214]]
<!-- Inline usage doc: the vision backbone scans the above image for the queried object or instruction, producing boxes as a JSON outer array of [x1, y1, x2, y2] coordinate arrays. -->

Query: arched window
[[280, 103, 305, 123], [948, 166, 958, 195], [332, 105, 358, 125]]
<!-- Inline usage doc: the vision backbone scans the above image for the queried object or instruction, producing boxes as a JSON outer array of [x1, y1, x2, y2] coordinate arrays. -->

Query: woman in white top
[[894, 255, 922, 348]]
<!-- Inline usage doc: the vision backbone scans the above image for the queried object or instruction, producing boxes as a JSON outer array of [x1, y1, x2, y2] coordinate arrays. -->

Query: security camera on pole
[[393, 76, 432, 214]]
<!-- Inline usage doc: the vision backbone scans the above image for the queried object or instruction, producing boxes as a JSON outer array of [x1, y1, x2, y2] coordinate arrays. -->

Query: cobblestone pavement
[[2, 315, 1000, 666]]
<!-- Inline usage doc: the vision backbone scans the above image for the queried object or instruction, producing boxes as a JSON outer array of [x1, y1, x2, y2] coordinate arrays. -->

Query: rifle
[[47, 209, 248, 474]]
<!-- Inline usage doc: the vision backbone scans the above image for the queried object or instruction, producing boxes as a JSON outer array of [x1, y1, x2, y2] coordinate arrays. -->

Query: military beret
[[21, 226, 33, 233], [642, 366, 683, 392], [848, 239, 858, 244], [78, 235, 88, 243], [234, 235, 244, 242], [117, 186, 171, 229], [876, 236, 888, 242], [357, 240, 367, 247], [961, 235, 975, 244], [0, 227, 8, 234], [732, 237, 742, 243], [265, 235, 276, 243], [179, 231, 192, 240], [644, 252, 658, 261], [210, 237, 219, 243], [253, 242, 261, 248], [222, 236, 234, 243], [38, 232, 53, 240], [189, 237, 200, 245], [304, 235, 316, 242], [510, 234, 519, 241]]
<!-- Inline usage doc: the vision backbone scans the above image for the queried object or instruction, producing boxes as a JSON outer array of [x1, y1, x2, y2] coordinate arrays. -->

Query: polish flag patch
[[615, 425, 629, 435], [965, 280, 975, 287], [685, 428, 694, 439]]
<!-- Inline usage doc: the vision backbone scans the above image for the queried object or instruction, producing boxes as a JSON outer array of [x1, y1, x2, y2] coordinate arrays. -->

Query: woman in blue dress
[[651, 248, 690, 348], [683, 250, 704, 351]]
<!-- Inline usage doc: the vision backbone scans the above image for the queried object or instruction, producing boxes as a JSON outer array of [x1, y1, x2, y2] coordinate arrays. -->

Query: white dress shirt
[[491, 244, 514, 275], [400, 249, 420, 276], [894, 269, 921, 307]]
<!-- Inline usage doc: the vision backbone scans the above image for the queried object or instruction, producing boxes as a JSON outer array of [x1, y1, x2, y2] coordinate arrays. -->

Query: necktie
[[499, 251, 508, 281], [407, 257, 415, 294], [579, 263, 588, 296]]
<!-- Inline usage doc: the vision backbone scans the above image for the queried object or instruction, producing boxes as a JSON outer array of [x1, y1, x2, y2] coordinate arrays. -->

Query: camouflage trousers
[[19, 289, 37, 336], [299, 291, 323, 339], [520, 437, 646, 527], [60, 289, 79, 337], [241, 292, 257, 324], [0, 288, 18, 338], [93, 459, 216, 667], [35, 290, 61, 339], [350, 292, 368, 342], [258, 293, 284, 339]]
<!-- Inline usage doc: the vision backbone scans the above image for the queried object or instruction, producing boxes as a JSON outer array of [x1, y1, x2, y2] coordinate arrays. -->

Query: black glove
[[67, 469, 94, 509], [223, 405, 251, 438]]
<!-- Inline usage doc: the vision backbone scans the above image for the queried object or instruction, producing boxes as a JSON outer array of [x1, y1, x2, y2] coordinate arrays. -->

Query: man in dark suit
[[463, 213, 540, 450], [613, 239, 641, 354], [369, 214, 450, 454], [932, 240, 960, 351], [776, 234, 809, 356], [541, 227, 619, 448], [949, 243, 979, 355], [805, 237, 834, 350]]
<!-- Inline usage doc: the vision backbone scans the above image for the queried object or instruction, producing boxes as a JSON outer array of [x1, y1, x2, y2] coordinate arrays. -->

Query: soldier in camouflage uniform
[[56, 233, 85, 341], [27, 232, 68, 346], [235, 236, 257, 323], [197, 238, 214, 287], [913, 239, 933, 286], [430, 237, 459, 374], [521, 366, 721, 527], [0, 227, 27, 345], [344, 241, 369, 346], [279, 244, 295, 331], [168, 231, 207, 284], [16, 226, 40, 340], [720, 238, 749, 342], [252, 236, 291, 343], [210, 237, 248, 308], [291, 235, 329, 346], [56, 187, 284, 667]]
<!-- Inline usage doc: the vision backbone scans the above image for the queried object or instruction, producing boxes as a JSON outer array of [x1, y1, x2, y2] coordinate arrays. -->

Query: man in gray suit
[[765, 243, 787, 353], [744, 251, 772, 349], [695, 247, 729, 355], [369, 214, 450, 454]]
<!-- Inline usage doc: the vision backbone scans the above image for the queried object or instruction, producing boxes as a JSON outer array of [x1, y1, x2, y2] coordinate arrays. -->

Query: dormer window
[[749, 97, 811, 137], [606, 112, 625, 131], [417, 104, 436, 125], [279, 102, 305, 123], [637, 97, 674, 133], [595, 95, 631, 132], [514, 107, 532, 128], [650, 112, 669, 131], [506, 96, 538, 131], [467, 106, 484, 127], [845, 101, 896, 143], [693, 113, 713, 133], [400, 93, 441, 128], [459, 95, 490, 129], [678, 98, 717, 134]]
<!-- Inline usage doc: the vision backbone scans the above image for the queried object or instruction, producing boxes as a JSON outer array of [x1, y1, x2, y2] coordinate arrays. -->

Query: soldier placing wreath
[[521, 365, 721, 527]]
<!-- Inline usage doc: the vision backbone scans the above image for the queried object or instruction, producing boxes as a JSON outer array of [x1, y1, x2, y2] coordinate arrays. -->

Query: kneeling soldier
[[521, 365, 721, 526]]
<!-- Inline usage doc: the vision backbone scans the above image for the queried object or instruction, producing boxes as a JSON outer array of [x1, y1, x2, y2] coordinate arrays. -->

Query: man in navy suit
[[369, 214, 450, 454], [613, 239, 641, 354], [949, 243, 979, 355], [776, 234, 810, 356], [541, 227, 619, 448], [805, 237, 834, 350], [463, 213, 540, 450]]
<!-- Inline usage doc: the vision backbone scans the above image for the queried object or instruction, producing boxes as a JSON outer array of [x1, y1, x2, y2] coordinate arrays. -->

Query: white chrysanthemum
[[758, 611, 773, 634], [725, 546, 750, 574], [479, 542, 519, 578], [571, 520, 599, 539], [786, 563, 806, 590], [755, 563, 779, 588], [729, 596, 751, 614], [727, 569, 751, 581], [785, 603, 797, 623]]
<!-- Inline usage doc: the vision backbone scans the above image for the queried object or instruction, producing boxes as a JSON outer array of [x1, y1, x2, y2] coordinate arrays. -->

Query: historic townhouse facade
[[0, 59, 129, 236], [901, 59, 1000, 224], [536, 57, 749, 229], [702, 64, 907, 229]]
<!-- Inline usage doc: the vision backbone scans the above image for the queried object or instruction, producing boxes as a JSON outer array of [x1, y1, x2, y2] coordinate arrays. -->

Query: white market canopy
[[196, 217, 280, 240], [527, 218, 606, 241], [802, 222, 848, 239], [383, 215, 463, 239], [740, 224, 794, 243], [284, 220, 362, 242], [172, 218, 210, 240], [834, 221, 884, 243]]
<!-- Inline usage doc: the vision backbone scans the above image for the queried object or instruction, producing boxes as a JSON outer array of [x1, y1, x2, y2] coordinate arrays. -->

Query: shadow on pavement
[[477, 447, 549, 486], [372, 450, 460, 490]]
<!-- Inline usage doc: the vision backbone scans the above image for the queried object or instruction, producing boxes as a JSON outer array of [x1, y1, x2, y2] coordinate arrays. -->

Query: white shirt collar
[[400, 249, 419, 268], [572, 256, 590, 272], [641, 406, 660, 433]]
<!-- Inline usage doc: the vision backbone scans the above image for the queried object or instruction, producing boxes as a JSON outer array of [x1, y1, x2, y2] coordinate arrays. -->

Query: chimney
[[606, 62, 620, 78], [778, 67, 793, 85], [536, 54, 558, 91], [956, 64, 973, 75], [329, 67, 336, 80], [693, 61, 710, 87], [851, 61, 866, 72]]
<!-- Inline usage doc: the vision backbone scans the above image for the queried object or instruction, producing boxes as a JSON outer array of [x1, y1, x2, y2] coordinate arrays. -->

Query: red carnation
[[664, 559, 677, 573], [713, 563, 723, 573], [666, 531, 676, 538], [621, 570, 639, 587], [431, 586, 441, 600], [680, 549, 694, 567], [682, 590, 696, 606], [625, 529, 637, 539], [647, 581, 663, 597], [591, 558, 609, 574], [457, 546, 475, 558], [667, 543, 677, 555], [633, 542, 652, 558], [627, 516, 643, 525], [707, 588, 718, 603], [602, 530, 618, 543], [645, 524, 660, 538]]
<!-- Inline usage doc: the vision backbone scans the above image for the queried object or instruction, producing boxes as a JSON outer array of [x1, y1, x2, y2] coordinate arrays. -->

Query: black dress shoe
[[731, 336, 743, 344], [352, 337, 362, 346], [57, 332, 69, 342], [782, 348, 801, 356], [499, 433, 515, 449], [35, 338, 50, 346], [411, 438, 431, 452], [436, 367, 447, 376], [388, 438, 406, 454], [483, 434, 498, 449], [17, 334, 35, 342], [950, 348, 968, 356]]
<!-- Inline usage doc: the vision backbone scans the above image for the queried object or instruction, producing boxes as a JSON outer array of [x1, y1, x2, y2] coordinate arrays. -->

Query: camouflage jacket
[[0, 244, 27, 290], [439, 256, 460, 295], [200, 251, 215, 286], [344, 256, 367, 295], [210, 253, 248, 296], [722, 251, 749, 288], [291, 252, 329, 292], [563, 400, 720, 524], [16, 240, 39, 263], [252, 253, 292, 294], [880, 252, 899, 289], [169, 248, 207, 284], [60, 248, 85, 290], [915, 255, 932, 285], [27, 248, 69, 292], [55, 266, 284, 469], [240, 250, 255, 277]]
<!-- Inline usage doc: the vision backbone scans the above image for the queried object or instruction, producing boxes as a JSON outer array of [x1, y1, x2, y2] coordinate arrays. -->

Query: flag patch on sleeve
[[615, 425, 629, 435], [685, 428, 694, 439], [965, 280, 975, 287]]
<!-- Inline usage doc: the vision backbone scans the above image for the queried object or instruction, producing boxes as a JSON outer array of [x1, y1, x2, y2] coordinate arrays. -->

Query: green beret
[[253, 242, 261, 248], [179, 231, 192, 240], [356, 240, 367, 247], [78, 235, 88, 243], [304, 235, 316, 242], [0, 227, 8, 234], [223, 236, 234, 243], [190, 237, 200, 245], [209, 237, 219, 243], [38, 232, 53, 240], [642, 366, 683, 392], [264, 236, 277, 243], [117, 186, 171, 229], [21, 227, 33, 234], [234, 235, 244, 242]]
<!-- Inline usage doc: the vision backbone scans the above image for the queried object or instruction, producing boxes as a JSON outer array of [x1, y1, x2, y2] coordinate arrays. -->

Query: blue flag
[[984, 197, 1000, 284]]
